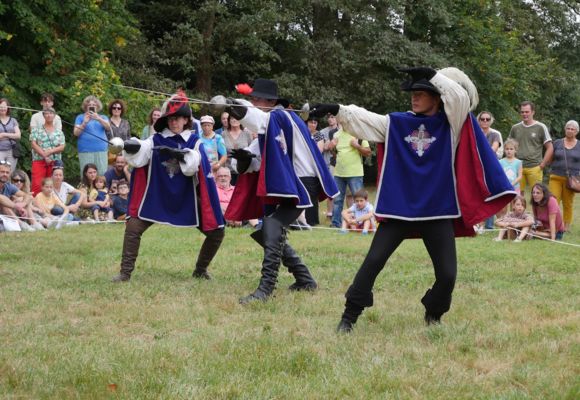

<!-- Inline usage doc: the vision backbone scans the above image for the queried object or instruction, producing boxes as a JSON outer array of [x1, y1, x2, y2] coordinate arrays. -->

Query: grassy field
[[1, 204, 579, 399]]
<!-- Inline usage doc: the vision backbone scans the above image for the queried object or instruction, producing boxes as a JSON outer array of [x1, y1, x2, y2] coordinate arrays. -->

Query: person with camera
[[309, 67, 516, 332], [73, 95, 111, 176], [111, 91, 225, 282]]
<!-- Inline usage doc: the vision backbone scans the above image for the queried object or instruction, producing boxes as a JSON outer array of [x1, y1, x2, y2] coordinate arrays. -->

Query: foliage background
[[1, 0, 580, 178]]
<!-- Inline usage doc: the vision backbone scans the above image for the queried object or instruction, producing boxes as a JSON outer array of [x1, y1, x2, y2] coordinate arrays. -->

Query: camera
[[88, 106, 96, 113]]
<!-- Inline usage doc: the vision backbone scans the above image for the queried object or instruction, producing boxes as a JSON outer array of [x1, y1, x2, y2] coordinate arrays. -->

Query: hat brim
[[400, 79, 439, 94]]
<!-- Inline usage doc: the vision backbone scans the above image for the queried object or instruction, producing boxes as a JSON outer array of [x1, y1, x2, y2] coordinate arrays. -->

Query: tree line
[[1, 0, 579, 174]]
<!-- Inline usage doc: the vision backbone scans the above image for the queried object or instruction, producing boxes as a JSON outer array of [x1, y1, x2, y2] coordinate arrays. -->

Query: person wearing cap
[[310, 67, 516, 332], [199, 115, 228, 172], [111, 91, 225, 282], [225, 78, 339, 304], [30, 107, 66, 195]]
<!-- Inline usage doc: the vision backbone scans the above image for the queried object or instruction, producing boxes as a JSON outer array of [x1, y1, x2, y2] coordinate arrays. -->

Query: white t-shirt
[[53, 181, 76, 203]]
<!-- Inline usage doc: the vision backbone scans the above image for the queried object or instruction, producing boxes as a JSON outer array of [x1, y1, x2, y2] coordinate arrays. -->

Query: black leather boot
[[192, 228, 224, 280], [250, 228, 317, 291], [240, 218, 285, 304]]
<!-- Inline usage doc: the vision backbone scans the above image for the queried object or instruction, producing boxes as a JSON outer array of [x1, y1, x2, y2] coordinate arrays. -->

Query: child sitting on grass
[[111, 181, 129, 220], [92, 175, 113, 221], [340, 189, 375, 235], [33, 177, 72, 229], [494, 195, 533, 242]]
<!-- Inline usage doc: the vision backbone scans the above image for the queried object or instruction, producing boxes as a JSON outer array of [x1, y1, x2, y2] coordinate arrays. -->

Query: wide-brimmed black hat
[[249, 78, 290, 108], [154, 91, 192, 132], [400, 77, 439, 94]]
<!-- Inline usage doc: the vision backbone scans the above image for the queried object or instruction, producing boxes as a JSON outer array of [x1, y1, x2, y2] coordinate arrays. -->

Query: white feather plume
[[438, 67, 479, 111]]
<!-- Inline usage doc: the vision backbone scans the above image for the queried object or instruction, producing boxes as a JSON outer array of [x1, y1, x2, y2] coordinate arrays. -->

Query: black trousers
[[300, 176, 322, 226], [343, 218, 457, 321]]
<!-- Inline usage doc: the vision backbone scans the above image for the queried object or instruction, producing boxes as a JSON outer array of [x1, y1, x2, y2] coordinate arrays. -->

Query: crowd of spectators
[[0, 93, 578, 240]]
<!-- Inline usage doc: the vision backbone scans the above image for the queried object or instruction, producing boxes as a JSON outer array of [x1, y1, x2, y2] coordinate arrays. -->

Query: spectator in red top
[[530, 183, 565, 240]]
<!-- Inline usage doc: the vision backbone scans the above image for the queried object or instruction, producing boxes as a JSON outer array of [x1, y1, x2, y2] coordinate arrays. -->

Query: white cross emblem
[[275, 130, 288, 154], [162, 159, 181, 178], [404, 124, 436, 157]]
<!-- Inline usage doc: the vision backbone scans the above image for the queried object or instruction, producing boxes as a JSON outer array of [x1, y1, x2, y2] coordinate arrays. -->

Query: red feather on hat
[[235, 83, 253, 95]]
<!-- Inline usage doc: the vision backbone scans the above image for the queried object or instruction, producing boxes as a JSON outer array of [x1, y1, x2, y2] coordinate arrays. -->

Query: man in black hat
[[310, 67, 516, 332], [111, 91, 225, 282], [226, 78, 339, 304]]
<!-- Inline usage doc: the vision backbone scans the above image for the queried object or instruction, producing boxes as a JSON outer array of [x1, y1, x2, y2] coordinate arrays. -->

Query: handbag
[[563, 143, 580, 193], [10, 139, 22, 158]]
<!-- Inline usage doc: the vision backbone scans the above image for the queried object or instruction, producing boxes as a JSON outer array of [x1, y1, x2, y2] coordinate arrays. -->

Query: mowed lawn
[[1, 201, 579, 399]]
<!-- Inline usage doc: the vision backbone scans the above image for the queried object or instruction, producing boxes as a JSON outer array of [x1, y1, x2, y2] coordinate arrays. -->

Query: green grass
[[1, 204, 579, 399]]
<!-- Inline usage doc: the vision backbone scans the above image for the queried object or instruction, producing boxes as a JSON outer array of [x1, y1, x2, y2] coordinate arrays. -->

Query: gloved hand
[[156, 145, 188, 162], [123, 139, 141, 154], [309, 103, 340, 118], [226, 98, 248, 121], [229, 148, 256, 173], [398, 67, 437, 81]]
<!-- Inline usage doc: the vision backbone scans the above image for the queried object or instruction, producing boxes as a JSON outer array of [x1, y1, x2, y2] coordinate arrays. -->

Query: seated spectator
[[531, 183, 565, 241], [33, 177, 73, 229], [494, 195, 533, 242], [78, 163, 104, 221], [111, 181, 129, 220], [93, 175, 113, 221], [104, 154, 131, 194], [51, 163, 84, 219], [215, 166, 240, 227], [1, 163, 41, 231], [200, 115, 227, 172], [340, 189, 375, 235]]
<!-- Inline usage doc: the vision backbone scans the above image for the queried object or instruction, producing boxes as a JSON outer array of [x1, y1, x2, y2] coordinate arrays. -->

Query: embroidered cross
[[404, 124, 436, 157], [275, 130, 288, 154], [162, 159, 181, 178]]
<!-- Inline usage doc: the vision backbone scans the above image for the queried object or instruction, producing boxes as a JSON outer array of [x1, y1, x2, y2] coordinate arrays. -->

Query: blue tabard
[[257, 110, 338, 206], [376, 111, 459, 220], [138, 133, 199, 226]]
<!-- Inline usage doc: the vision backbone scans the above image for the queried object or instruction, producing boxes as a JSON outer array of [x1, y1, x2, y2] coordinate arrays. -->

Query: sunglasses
[[112, 106, 122, 110], [0, 160, 11, 166], [479, 118, 491, 122], [12, 178, 24, 183]]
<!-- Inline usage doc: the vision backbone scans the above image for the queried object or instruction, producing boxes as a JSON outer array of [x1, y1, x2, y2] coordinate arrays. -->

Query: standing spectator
[[0, 99, 21, 172], [330, 126, 371, 228], [199, 115, 227, 172], [141, 107, 161, 140], [222, 114, 253, 185], [530, 183, 565, 240], [499, 139, 523, 192], [319, 114, 339, 217], [303, 116, 324, 226], [52, 164, 84, 219], [547, 120, 579, 232], [29, 107, 66, 195], [215, 112, 229, 135], [111, 181, 129, 220], [104, 155, 131, 194], [1, 164, 38, 231], [29, 93, 62, 132], [477, 111, 503, 158], [508, 101, 553, 194], [73, 95, 111, 176], [108, 99, 131, 141]]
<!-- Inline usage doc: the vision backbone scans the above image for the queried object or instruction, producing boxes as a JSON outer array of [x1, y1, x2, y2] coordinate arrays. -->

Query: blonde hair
[[504, 138, 519, 151], [81, 95, 103, 112]]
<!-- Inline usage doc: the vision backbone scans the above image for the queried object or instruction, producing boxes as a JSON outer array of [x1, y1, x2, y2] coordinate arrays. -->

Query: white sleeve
[[336, 105, 389, 143], [430, 73, 470, 146], [123, 138, 153, 168], [179, 149, 201, 177], [238, 99, 269, 135]]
